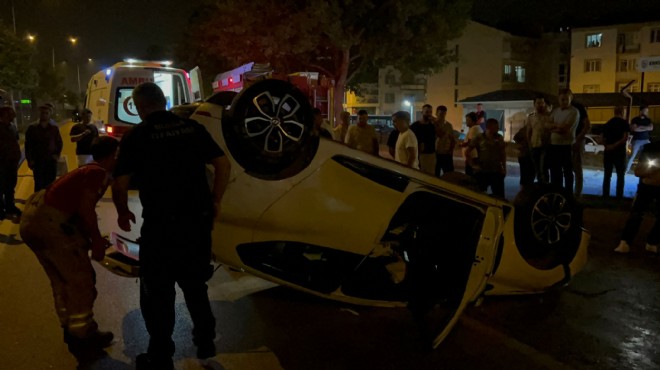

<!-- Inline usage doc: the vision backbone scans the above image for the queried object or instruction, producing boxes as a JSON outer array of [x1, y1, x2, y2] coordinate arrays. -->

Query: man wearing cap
[[26, 104, 63, 191], [434, 105, 456, 176], [70, 109, 99, 167]]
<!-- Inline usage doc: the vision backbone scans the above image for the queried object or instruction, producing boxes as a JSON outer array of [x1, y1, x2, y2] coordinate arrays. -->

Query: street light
[[68, 37, 81, 97], [26, 34, 36, 43], [402, 99, 414, 120]]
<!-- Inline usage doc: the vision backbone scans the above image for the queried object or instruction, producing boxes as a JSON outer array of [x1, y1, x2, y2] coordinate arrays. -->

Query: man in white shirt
[[393, 111, 419, 169], [461, 112, 483, 177], [548, 88, 579, 190]]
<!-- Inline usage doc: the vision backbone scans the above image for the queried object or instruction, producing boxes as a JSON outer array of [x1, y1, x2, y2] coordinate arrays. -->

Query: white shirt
[[395, 129, 420, 169], [550, 106, 579, 145]]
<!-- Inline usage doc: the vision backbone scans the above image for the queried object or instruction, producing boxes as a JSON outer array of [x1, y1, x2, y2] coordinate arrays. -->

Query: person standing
[[333, 111, 350, 143], [602, 106, 629, 199], [626, 106, 654, 173], [461, 112, 483, 177], [0, 107, 22, 218], [467, 118, 507, 198], [387, 114, 400, 159], [548, 89, 579, 190], [476, 103, 487, 132], [312, 108, 332, 139], [513, 124, 534, 187], [393, 111, 419, 169], [25, 104, 63, 192], [411, 104, 437, 175], [19, 136, 119, 350], [615, 140, 660, 254], [526, 96, 553, 183], [345, 109, 379, 155], [434, 105, 455, 176], [572, 101, 591, 197], [112, 83, 231, 370], [69, 108, 100, 167]]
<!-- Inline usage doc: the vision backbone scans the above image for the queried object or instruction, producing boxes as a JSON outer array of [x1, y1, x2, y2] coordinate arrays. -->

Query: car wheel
[[223, 79, 318, 180], [512, 183, 582, 270]]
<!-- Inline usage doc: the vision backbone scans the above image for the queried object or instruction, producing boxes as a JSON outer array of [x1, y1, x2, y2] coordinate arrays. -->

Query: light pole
[[68, 37, 81, 96]]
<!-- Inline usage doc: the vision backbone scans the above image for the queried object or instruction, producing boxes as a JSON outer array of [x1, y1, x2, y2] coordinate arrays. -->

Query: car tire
[[512, 183, 582, 270], [223, 79, 318, 180]]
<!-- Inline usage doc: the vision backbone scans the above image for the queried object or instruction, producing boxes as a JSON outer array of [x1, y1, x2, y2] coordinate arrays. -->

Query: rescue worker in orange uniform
[[20, 136, 119, 349]]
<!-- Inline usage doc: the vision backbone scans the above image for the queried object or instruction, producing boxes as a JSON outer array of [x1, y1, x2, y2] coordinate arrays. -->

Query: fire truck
[[212, 62, 334, 122]]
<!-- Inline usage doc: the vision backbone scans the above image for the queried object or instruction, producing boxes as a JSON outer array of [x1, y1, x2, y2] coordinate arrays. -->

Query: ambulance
[[85, 60, 203, 137]]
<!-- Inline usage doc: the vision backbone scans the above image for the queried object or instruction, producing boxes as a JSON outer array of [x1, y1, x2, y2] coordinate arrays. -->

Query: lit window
[[584, 59, 601, 72], [586, 33, 602, 48], [583, 85, 600, 93], [515, 66, 526, 83], [503, 64, 513, 81], [648, 83, 660, 92]]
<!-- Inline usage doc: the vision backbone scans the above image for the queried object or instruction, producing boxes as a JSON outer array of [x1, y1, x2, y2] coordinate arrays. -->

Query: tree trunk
[[332, 48, 350, 127]]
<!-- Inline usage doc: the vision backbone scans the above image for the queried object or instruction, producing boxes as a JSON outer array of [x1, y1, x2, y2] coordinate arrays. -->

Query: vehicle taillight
[[107, 125, 114, 134]]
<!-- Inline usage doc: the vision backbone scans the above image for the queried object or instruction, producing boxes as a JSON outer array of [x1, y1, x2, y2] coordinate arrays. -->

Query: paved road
[[0, 122, 658, 369]]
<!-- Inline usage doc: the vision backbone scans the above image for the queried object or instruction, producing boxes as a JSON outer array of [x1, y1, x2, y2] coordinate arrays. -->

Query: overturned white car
[[100, 80, 589, 348]]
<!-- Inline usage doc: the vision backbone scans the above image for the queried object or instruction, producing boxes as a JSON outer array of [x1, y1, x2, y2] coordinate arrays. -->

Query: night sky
[[1, 0, 660, 80]]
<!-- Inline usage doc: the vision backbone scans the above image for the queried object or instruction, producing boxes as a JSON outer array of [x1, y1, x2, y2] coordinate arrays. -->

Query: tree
[[183, 0, 472, 122], [0, 25, 37, 94]]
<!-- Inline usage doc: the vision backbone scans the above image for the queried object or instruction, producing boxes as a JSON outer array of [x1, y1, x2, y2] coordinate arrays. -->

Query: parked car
[[584, 134, 605, 154], [100, 80, 590, 349]]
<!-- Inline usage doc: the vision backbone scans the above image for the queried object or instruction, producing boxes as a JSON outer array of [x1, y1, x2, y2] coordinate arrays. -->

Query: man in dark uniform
[[26, 104, 63, 192], [112, 82, 231, 370]]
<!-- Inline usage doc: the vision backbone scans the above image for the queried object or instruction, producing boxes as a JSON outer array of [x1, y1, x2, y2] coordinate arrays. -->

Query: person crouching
[[20, 136, 119, 350]]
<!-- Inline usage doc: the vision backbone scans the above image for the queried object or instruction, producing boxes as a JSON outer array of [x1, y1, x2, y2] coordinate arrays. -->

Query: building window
[[384, 93, 395, 103], [648, 83, 660, 92], [618, 59, 636, 72], [503, 64, 512, 81], [583, 85, 600, 93], [651, 28, 660, 43], [618, 82, 639, 92], [385, 73, 396, 85], [558, 63, 567, 83], [586, 33, 602, 48], [454, 67, 459, 86], [515, 66, 526, 83], [584, 59, 602, 72]]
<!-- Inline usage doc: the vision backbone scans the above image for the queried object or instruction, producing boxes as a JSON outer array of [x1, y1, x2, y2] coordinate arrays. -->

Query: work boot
[[614, 240, 630, 254], [645, 243, 659, 254], [135, 353, 174, 370]]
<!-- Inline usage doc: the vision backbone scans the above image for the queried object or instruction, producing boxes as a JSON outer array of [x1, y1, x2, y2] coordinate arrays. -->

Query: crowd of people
[[1, 83, 659, 368]]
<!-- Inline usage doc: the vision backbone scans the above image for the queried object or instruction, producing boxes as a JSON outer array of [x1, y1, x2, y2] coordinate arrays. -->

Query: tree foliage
[[185, 0, 472, 80], [182, 0, 472, 120], [0, 26, 37, 92]]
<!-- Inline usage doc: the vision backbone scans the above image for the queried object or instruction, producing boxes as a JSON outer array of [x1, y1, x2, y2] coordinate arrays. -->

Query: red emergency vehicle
[[212, 63, 334, 121]]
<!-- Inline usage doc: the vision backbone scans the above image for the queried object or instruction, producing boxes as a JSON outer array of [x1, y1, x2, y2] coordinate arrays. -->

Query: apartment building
[[345, 21, 569, 132], [571, 22, 660, 95]]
